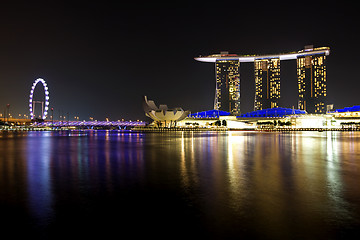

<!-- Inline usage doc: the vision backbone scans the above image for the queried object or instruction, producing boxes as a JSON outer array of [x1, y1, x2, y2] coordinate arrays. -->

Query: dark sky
[[0, 1, 358, 121]]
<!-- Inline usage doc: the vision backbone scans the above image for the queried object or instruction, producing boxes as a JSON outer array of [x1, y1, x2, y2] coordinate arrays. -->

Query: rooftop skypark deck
[[195, 47, 330, 63]]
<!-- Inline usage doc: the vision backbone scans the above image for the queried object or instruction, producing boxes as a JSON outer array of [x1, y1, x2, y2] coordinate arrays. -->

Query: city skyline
[[0, 1, 359, 120]]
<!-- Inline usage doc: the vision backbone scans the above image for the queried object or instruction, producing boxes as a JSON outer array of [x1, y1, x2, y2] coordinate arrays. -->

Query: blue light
[[334, 105, 360, 113], [188, 110, 231, 118], [238, 107, 306, 118]]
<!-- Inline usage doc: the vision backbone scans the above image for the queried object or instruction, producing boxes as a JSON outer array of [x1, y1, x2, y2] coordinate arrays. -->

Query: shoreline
[[1, 127, 360, 132]]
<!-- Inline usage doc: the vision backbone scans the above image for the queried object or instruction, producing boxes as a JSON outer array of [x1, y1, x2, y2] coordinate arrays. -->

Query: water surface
[[0, 130, 359, 239]]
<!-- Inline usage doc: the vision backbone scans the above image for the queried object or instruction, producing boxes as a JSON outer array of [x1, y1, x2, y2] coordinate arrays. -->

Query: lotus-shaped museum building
[[143, 96, 190, 127]]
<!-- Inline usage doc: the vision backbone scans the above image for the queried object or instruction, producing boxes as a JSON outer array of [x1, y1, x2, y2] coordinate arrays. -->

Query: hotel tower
[[297, 46, 328, 113], [195, 46, 330, 114], [254, 58, 281, 110], [215, 54, 241, 115]]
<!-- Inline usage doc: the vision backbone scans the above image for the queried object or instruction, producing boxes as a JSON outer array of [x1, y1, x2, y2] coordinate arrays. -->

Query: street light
[[5, 104, 10, 122], [51, 108, 54, 127]]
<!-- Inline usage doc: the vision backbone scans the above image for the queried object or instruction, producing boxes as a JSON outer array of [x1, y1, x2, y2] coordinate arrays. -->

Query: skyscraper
[[254, 58, 280, 110], [297, 46, 328, 113], [195, 46, 329, 114], [214, 57, 241, 115]]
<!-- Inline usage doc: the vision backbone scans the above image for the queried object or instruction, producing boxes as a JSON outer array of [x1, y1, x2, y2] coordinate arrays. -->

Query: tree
[[284, 121, 292, 126]]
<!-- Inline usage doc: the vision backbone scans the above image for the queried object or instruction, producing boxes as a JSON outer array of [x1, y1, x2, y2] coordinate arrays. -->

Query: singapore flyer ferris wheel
[[29, 78, 50, 120]]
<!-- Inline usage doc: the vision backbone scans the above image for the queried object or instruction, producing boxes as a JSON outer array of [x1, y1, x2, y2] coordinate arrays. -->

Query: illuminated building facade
[[254, 58, 280, 110], [195, 46, 330, 114], [215, 56, 241, 115], [297, 46, 328, 113]]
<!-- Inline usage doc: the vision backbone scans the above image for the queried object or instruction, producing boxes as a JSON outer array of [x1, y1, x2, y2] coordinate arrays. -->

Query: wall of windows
[[215, 60, 241, 115], [297, 54, 327, 113], [254, 58, 280, 111]]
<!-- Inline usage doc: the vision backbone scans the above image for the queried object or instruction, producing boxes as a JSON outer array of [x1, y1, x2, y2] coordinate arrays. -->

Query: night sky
[[0, 1, 358, 121]]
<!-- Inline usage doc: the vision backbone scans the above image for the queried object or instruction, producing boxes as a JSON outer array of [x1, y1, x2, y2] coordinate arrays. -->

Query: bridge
[[1, 118, 146, 129], [37, 120, 146, 129]]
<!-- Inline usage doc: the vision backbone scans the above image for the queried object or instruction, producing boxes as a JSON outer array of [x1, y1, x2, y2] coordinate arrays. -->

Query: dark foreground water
[[1, 130, 360, 239]]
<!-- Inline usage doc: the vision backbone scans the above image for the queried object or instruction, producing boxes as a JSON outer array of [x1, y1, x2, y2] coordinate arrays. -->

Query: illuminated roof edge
[[195, 47, 330, 63]]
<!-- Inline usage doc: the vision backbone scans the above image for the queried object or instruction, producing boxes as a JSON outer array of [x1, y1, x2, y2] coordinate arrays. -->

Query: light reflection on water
[[26, 131, 53, 228], [0, 130, 360, 239]]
